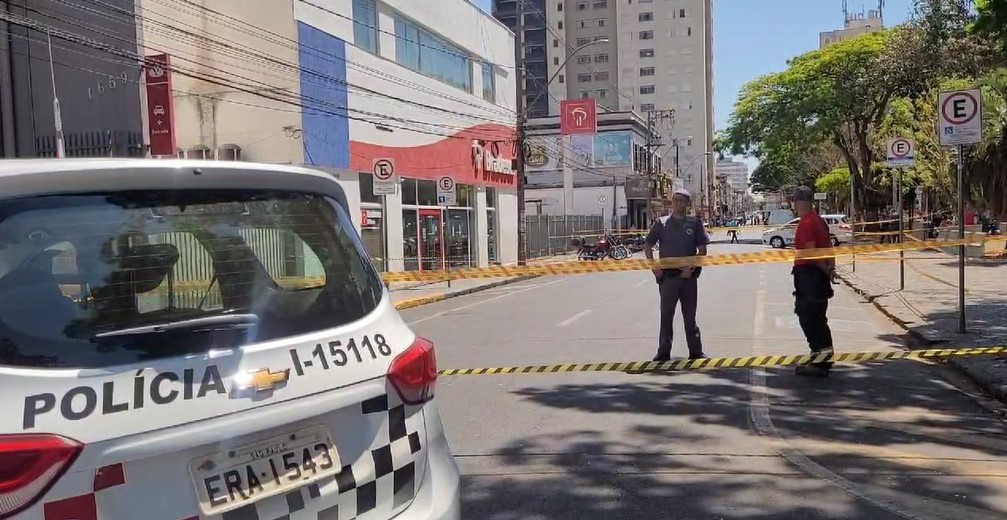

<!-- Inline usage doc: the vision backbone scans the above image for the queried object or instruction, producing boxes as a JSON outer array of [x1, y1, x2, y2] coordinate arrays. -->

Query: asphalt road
[[400, 228, 1007, 520]]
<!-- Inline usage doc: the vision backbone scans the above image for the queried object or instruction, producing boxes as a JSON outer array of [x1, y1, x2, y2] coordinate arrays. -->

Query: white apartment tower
[[493, 0, 716, 208]]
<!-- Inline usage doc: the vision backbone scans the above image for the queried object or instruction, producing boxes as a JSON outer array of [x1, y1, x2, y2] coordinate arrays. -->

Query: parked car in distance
[[762, 214, 853, 249]]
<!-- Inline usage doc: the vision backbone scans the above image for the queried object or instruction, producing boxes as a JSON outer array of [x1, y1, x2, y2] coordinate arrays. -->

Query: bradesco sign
[[471, 140, 516, 185]]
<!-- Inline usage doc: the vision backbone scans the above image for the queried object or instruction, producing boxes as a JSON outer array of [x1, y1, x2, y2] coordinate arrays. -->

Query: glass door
[[418, 209, 444, 271]]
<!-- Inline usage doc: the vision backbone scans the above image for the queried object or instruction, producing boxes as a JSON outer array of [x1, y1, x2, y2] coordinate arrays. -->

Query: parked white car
[[763, 214, 854, 249], [0, 159, 460, 520]]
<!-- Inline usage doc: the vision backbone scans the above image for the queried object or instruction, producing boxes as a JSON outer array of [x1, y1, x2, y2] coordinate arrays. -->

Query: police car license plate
[[190, 425, 340, 515]]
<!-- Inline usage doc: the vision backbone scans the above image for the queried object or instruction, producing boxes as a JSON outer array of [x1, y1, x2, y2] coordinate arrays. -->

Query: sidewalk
[[836, 249, 1007, 400], [388, 254, 579, 310]]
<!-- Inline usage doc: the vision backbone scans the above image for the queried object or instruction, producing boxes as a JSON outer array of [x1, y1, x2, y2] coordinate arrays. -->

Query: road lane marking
[[558, 309, 592, 327], [406, 277, 568, 326]]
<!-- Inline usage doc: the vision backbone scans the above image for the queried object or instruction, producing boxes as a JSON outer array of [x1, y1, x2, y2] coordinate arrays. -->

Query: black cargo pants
[[792, 264, 834, 368], [656, 269, 704, 359]]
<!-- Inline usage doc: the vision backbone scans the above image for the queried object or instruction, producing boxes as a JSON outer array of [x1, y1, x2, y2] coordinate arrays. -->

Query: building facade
[[1, 0, 145, 158], [820, 8, 883, 49], [493, 0, 715, 215], [523, 110, 664, 229], [715, 160, 749, 191], [140, 0, 518, 273]]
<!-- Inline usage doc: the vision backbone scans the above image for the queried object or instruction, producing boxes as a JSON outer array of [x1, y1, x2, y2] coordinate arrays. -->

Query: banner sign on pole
[[144, 54, 176, 156], [885, 137, 916, 168], [437, 175, 456, 206], [938, 89, 983, 146], [372, 158, 398, 196]]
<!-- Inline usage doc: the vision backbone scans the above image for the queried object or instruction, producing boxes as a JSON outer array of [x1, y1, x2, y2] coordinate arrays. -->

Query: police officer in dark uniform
[[791, 187, 837, 377], [644, 188, 709, 361]]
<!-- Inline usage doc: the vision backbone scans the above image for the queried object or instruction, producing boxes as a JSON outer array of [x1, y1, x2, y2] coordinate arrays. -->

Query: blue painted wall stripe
[[297, 22, 350, 169]]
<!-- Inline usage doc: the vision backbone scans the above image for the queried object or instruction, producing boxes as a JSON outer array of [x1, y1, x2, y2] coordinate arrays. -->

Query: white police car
[[0, 160, 459, 520]]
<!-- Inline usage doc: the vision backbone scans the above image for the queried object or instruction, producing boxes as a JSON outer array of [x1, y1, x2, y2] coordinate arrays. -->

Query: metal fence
[[35, 131, 146, 158], [524, 215, 605, 259]]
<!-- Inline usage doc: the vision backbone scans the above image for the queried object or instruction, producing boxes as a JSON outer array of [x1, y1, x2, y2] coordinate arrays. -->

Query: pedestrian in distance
[[791, 186, 837, 377], [644, 188, 709, 361]]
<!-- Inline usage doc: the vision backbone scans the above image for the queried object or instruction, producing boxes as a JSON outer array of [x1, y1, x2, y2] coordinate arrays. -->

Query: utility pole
[[644, 109, 674, 224], [514, 0, 527, 265]]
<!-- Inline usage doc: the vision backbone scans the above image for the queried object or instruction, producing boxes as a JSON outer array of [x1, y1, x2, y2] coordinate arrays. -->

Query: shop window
[[487, 208, 498, 263], [446, 209, 473, 268], [481, 63, 496, 103], [352, 0, 378, 53], [486, 187, 497, 208], [455, 184, 473, 207], [358, 173, 382, 204], [401, 178, 418, 205], [359, 205, 385, 271], [417, 179, 438, 206], [394, 15, 472, 92], [402, 209, 419, 271]]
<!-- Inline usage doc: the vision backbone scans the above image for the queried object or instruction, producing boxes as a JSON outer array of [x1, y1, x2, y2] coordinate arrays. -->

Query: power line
[[48, 0, 516, 125], [3, 26, 511, 143]]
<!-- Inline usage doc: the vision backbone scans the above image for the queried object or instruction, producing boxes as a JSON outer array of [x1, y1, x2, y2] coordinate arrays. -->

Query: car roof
[[0, 159, 349, 210]]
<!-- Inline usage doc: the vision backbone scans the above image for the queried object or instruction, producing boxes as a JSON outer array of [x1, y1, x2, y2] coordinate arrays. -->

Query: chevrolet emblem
[[245, 368, 290, 392]]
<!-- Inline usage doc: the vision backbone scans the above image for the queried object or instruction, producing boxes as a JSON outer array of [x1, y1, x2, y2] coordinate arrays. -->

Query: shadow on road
[[461, 363, 1007, 519]]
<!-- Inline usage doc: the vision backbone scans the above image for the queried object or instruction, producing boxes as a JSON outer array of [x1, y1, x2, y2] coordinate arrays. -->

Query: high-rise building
[[493, 0, 715, 209], [715, 160, 749, 191], [820, 7, 883, 49]]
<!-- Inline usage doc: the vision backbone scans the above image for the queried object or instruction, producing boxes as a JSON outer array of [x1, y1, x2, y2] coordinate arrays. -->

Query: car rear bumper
[[396, 401, 460, 520]]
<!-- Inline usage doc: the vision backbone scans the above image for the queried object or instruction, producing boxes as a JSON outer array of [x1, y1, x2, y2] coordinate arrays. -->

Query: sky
[[475, 0, 916, 170]]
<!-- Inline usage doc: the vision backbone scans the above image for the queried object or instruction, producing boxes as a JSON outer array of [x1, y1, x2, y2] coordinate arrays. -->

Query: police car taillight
[[0, 434, 81, 519], [387, 337, 437, 405]]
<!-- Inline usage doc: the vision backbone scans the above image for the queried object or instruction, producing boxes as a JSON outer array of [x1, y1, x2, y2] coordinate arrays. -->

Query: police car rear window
[[0, 190, 382, 369]]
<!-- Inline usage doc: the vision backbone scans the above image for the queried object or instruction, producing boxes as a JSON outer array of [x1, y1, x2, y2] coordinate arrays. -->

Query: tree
[[815, 167, 851, 211], [725, 31, 903, 213]]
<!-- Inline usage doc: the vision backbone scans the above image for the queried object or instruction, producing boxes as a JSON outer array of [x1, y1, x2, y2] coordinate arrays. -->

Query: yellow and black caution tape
[[381, 236, 986, 283], [438, 346, 1007, 376]]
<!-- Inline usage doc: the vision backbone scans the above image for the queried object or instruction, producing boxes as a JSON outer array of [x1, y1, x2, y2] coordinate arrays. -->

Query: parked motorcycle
[[575, 234, 630, 261], [623, 233, 647, 254]]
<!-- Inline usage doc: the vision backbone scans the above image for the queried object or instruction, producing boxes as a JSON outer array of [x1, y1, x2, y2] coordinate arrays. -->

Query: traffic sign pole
[[898, 167, 904, 291], [957, 145, 966, 333]]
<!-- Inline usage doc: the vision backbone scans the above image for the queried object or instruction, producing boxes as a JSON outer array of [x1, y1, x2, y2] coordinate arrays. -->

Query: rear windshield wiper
[[93, 314, 259, 339]]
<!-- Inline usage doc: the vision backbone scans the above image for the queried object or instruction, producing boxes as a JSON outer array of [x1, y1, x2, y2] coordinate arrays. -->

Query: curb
[[393, 275, 541, 310], [837, 272, 1007, 404]]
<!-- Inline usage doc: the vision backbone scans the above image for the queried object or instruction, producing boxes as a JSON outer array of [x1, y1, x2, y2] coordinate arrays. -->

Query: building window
[[641, 103, 655, 111], [577, 55, 592, 64], [687, 27, 692, 36], [558, 2, 563, 10], [593, 0, 607, 8], [639, 30, 653, 40], [580, 20, 586, 28], [640, 85, 655, 94], [579, 91, 590, 98], [558, 74, 564, 83], [639, 48, 654, 58], [594, 53, 609, 63], [394, 16, 472, 92], [576, 37, 590, 46], [594, 71, 608, 81], [679, 8, 686, 17], [554, 57, 560, 65], [639, 66, 655, 76], [596, 89, 607, 98], [352, 0, 378, 52], [553, 38, 559, 47], [557, 21, 563, 29], [577, 2, 587, 9], [481, 62, 495, 103], [639, 12, 653, 22], [577, 73, 592, 82]]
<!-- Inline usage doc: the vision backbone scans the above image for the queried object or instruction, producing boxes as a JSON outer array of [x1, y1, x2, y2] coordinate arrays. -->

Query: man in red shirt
[[791, 187, 836, 377]]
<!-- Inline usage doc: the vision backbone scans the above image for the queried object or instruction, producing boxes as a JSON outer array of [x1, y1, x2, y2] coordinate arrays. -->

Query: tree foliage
[[724, 0, 1007, 219]]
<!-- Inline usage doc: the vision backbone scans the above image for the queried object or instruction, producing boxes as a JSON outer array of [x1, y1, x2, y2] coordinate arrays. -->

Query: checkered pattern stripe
[[206, 394, 423, 520]]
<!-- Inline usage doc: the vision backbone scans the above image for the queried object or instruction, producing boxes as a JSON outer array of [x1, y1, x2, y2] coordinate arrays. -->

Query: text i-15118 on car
[[0, 159, 460, 520]]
